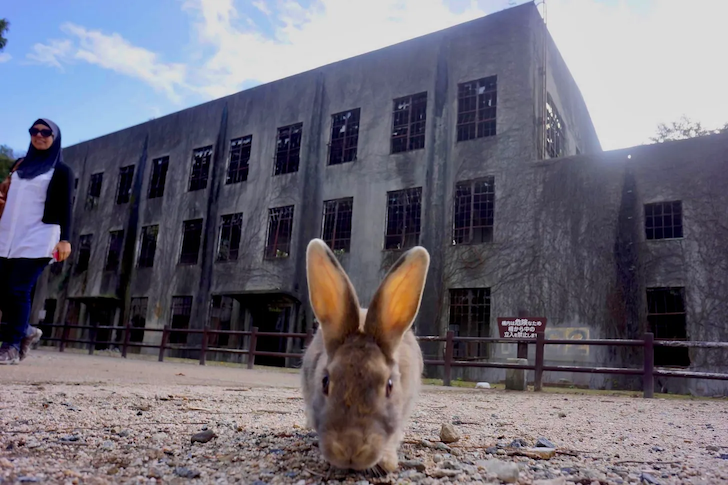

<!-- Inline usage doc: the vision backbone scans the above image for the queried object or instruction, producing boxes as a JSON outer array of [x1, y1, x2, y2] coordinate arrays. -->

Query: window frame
[[265, 205, 295, 259], [456, 76, 497, 142], [452, 176, 495, 245], [226, 136, 252, 184], [321, 197, 354, 253], [328, 108, 361, 165], [384, 187, 423, 250], [148, 156, 169, 199], [189, 146, 213, 192], [217, 212, 243, 262], [645, 201, 684, 240], [116, 165, 135, 205], [274, 123, 303, 176], [391, 92, 427, 154]]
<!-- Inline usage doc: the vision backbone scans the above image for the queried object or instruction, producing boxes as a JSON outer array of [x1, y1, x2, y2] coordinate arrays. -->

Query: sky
[[1, 0, 726, 154]]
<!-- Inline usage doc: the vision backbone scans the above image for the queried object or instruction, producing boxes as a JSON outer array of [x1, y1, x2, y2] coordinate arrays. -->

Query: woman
[[0, 119, 74, 364]]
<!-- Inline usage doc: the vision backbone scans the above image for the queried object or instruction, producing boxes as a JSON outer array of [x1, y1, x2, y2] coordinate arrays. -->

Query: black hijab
[[17, 118, 63, 179]]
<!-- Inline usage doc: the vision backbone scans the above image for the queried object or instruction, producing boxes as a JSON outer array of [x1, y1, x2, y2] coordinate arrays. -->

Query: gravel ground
[[1, 355, 728, 484]]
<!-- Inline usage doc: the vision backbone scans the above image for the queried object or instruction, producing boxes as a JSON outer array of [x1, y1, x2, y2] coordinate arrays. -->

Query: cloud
[[27, 39, 73, 68], [0, 53, 11, 63], [252, 0, 273, 16]]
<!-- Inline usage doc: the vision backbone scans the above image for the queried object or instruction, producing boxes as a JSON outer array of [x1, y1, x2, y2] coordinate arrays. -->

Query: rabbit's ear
[[306, 239, 361, 356], [364, 246, 430, 358]]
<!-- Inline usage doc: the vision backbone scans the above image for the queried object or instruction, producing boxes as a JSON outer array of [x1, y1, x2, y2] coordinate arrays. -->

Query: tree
[[0, 145, 15, 180], [649, 115, 728, 143], [0, 19, 9, 51]]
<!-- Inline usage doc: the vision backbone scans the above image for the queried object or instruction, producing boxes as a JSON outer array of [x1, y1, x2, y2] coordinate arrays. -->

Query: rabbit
[[301, 238, 430, 473]]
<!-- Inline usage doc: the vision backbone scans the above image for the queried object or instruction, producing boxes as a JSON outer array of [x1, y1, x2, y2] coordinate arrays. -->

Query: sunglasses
[[29, 127, 53, 137]]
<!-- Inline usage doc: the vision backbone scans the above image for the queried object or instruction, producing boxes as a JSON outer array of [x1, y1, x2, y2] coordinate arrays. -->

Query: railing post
[[247, 326, 258, 370], [643, 332, 654, 399], [443, 330, 454, 387], [88, 324, 96, 355], [122, 321, 131, 359], [534, 332, 545, 391], [199, 326, 209, 366], [158, 325, 169, 362], [59, 321, 69, 353]]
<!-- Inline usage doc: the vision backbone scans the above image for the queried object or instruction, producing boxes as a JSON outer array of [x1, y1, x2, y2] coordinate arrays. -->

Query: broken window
[[189, 146, 212, 191], [647, 287, 690, 367], [449, 288, 491, 358], [72, 177, 79, 207], [218, 213, 243, 261], [116, 165, 135, 204], [546, 94, 566, 158], [105, 230, 125, 272], [385, 187, 422, 250], [265, 205, 294, 259], [129, 297, 148, 343], [76, 234, 93, 274], [86, 173, 103, 210], [453, 177, 495, 245], [226, 136, 252, 184], [209, 295, 234, 348], [645, 201, 683, 240], [149, 156, 169, 199], [180, 219, 204, 265], [138, 225, 159, 268], [457, 76, 497, 142], [170, 296, 192, 345], [274, 123, 303, 175], [391, 93, 427, 154], [329, 108, 360, 165], [322, 198, 353, 253]]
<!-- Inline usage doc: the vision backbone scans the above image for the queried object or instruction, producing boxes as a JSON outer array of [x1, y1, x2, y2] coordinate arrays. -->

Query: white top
[[0, 169, 61, 259]]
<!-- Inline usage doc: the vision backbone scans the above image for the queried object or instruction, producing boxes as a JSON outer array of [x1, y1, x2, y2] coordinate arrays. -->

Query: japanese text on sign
[[497, 317, 547, 339]]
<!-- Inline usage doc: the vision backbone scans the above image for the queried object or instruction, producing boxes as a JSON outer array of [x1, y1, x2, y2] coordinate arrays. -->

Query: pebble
[[536, 438, 556, 448], [430, 469, 460, 478], [100, 440, 114, 451], [510, 438, 529, 448], [440, 423, 460, 443], [480, 459, 520, 483], [401, 459, 426, 472], [706, 445, 719, 452], [18, 478, 40, 483], [147, 467, 163, 479], [174, 467, 201, 478], [640, 472, 661, 484], [533, 478, 566, 485], [191, 429, 217, 444]]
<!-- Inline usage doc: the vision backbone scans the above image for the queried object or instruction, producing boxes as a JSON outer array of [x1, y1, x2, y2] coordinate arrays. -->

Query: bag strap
[[10, 157, 24, 174]]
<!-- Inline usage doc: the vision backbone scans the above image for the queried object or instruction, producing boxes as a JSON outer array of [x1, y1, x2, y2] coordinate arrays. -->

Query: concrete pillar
[[505, 358, 528, 391]]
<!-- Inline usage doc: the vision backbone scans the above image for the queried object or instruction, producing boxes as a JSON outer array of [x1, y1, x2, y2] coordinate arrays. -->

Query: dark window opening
[[129, 297, 148, 343], [86, 173, 103, 210], [170, 296, 192, 345], [189, 146, 212, 191], [138, 225, 158, 268], [218, 213, 243, 261], [274, 123, 302, 175], [265, 205, 294, 259], [76, 234, 93, 273], [645, 201, 683, 240], [457, 76, 497, 142], [226, 136, 252, 184], [647, 287, 690, 367], [149, 157, 169, 199], [385, 187, 422, 250], [180, 219, 203, 265], [209, 295, 234, 348], [105, 230, 124, 272], [322, 198, 353, 253], [546, 94, 566, 158], [72, 178, 79, 206], [329, 108, 360, 165], [38, 298, 57, 340], [391, 92, 427, 153], [116, 165, 135, 204], [453, 177, 495, 245], [449, 288, 491, 358]]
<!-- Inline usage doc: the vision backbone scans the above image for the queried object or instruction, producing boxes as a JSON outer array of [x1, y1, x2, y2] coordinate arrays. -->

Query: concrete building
[[30, 2, 728, 395]]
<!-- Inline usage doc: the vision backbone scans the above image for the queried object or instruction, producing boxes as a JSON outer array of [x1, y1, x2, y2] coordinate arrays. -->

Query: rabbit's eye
[[322, 375, 330, 396], [386, 379, 393, 397]]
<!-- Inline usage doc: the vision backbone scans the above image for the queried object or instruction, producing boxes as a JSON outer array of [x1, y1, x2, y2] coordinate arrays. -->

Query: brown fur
[[302, 239, 429, 472]]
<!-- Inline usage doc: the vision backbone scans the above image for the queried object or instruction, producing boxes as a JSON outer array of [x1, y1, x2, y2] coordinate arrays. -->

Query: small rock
[[509, 438, 528, 448], [706, 445, 719, 452], [720, 454, 728, 460], [59, 435, 79, 442], [107, 466, 119, 475], [191, 429, 217, 444], [18, 478, 40, 483], [497, 449, 507, 455], [475, 382, 491, 389], [651, 446, 664, 452], [431, 469, 460, 478], [400, 460, 426, 472], [533, 479, 566, 485], [147, 467, 163, 479], [482, 459, 520, 483], [354, 481, 369, 485], [174, 467, 201, 479], [536, 438, 556, 448], [523, 447, 556, 459], [100, 440, 114, 451], [434, 442, 452, 452], [118, 429, 131, 438], [558, 412, 567, 418], [441, 460, 461, 470], [440, 423, 460, 443], [137, 411, 143, 416], [485, 447, 498, 454], [640, 472, 661, 484], [251, 482, 268, 485], [433, 454, 444, 463], [419, 439, 434, 448]]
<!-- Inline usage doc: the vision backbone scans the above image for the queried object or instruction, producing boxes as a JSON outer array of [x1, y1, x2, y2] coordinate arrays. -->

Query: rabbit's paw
[[378, 448, 399, 473]]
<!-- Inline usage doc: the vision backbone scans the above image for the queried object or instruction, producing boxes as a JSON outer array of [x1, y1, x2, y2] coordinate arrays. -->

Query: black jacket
[[12, 159, 75, 241]]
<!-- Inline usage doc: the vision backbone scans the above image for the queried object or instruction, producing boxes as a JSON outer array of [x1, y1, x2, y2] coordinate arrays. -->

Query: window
[[546, 94, 566, 158], [391, 93, 427, 153], [180, 219, 203, 265], [227, 136, 252, 184], [453, 177, 495, 245], [76, 234, 93, 273], [170, 296, 192, 345], [322, 198, 353, 253], [457, 76, 497, 142], [128, 297, 147, 343], [274, 123, 303, 175], [647, 287, 690, 367], [645, 201, 683, 240], [86, 173, 103, 210], [72, 178, 79, 206], [105, 230, 125, 272], [265, 205, 294, 259], [449, 288, 491, 358], [149, 157, 169, 199], [209, 295, 235, 348], [218, 213, 243, 261], [385, 187, 422, 250], [329, 109, 360, 165], [138, 225, 159, 268], [116, 165, 135, 204], [189, 146, 212, 191]]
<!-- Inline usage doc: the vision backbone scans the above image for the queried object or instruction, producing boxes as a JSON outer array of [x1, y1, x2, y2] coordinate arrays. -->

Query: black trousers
[[0, 257, 50, 350]]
